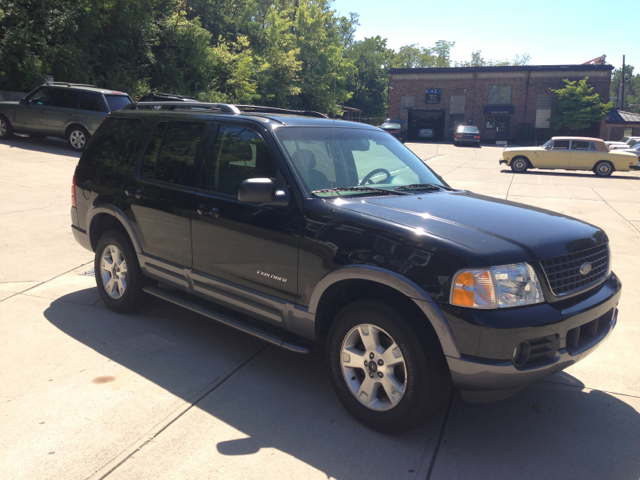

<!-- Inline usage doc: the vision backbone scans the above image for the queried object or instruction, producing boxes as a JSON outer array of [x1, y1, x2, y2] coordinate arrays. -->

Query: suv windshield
[[105, 95, 132, 112], [274, 127, 443, 195]]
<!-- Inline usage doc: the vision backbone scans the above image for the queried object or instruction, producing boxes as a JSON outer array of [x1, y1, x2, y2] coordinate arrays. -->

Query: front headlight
[[451, 263, 544, 309]]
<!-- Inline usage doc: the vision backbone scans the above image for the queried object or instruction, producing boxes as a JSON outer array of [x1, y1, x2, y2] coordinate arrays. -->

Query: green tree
[[550, 77, 612, 131], [610, 65, 640, 112], [389, 40, 454, 69], [344, 36, 392, 118], [455, 51, 530, 67]]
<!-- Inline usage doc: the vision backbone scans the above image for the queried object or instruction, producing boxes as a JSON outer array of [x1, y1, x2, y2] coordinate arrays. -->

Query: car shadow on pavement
[[0, 136, 80, 158], [500, 169, 640, 180], [43, 290, 640, 479]]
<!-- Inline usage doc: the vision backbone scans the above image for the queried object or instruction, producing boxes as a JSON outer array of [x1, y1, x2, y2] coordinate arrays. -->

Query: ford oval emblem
[[580, 263, 592, 275]]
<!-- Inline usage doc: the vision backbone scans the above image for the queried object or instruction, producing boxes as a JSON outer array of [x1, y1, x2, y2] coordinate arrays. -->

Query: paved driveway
[[1, 137, 639, 480]]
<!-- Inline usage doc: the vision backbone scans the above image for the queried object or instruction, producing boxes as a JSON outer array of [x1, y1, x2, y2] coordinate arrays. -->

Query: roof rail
[[123, 101, 328, 118], [48, 82, 97, 88], [124, 102, 242, 114]]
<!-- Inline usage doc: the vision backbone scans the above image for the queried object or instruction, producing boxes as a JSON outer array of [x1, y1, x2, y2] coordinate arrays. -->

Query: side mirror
[[20, 98, 28, 105], [238, 178, 290, 208]]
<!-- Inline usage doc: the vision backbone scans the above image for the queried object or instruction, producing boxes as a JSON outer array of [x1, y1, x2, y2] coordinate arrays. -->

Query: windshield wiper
[[394, 183, 455, 192], [312, 186, 412, 195]]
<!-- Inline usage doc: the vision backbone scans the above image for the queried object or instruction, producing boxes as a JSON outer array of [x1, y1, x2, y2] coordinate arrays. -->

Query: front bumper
[[444, 272, 621, 391], [499, 159, 508, 165]]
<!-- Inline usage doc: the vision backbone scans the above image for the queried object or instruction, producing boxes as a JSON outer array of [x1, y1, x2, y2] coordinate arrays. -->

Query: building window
[[401, 96, 415, 109], [485, 117, 496, 129], [488, 85, 512, 105], [450, 96, 465, 114], [624, 127, 633, 137], [535, 94, 552, 129]]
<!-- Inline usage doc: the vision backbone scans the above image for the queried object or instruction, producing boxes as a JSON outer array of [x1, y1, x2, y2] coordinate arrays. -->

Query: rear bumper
[[630, 165, 640, 171], [72, 224, 93, 252]]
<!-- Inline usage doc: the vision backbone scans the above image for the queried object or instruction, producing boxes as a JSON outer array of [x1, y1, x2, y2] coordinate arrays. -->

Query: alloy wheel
[[340, 324, 407, 411], [70, 130, 86, 150], [100, 244, 128, 299]]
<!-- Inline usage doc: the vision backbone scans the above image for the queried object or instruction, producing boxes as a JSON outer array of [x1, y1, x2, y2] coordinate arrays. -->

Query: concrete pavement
[[1, 136, 639, 479]]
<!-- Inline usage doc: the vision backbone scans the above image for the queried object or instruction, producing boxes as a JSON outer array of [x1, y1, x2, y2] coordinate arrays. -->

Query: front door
[[191, 123, 300, 305], [14, 87, 54, 134], [542, 139, 571, 167], [495, 117, 510, 142]]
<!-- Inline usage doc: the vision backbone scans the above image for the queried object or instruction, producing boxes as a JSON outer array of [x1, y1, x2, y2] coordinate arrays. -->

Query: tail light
[[389, 130, 400, 134], [474, 135, 480, 139], [71, 175, 77, 208], [455, 134, 462, 138]]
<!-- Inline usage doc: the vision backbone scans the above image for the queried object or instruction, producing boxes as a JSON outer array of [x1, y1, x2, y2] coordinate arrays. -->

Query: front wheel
[[0, 115, 15, 139], [95, 230, 147, 313], [594, 161, 614, 177], [326, 300, 450, 434], [510, 157, 529, 173], [67, 125, 90, 151]]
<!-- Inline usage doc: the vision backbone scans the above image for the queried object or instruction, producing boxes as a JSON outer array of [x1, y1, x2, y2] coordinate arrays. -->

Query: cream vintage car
[[500, 136, 640, 177]]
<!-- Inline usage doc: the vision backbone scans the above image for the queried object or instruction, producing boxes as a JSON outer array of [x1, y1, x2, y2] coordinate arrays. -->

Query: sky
[[331, 0, 637, 72]]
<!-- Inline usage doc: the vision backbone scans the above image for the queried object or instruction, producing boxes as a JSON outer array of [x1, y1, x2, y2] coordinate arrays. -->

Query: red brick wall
[[389, 68, 612, 143]]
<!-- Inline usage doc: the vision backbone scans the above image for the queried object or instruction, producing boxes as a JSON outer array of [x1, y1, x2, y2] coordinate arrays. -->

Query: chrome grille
[[540, 244, 609, 297]]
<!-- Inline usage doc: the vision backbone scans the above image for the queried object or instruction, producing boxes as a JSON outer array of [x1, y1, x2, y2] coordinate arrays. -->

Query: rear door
[[569, 140, 597, 169], [47, 89, 79, 136], [191, 122, 301, 305], [122, 119, 209, 273]]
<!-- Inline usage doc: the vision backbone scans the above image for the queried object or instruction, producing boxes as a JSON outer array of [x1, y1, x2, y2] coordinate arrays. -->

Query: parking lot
[[1, 136, 639, 480]]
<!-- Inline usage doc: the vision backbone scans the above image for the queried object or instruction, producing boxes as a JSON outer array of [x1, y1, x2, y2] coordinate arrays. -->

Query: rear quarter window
[[79, 117, 142, 170], [105, 95, 133, 112]]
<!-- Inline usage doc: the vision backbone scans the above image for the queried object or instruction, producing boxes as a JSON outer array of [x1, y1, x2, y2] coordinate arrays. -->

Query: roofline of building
[[389, 64, 615, 74]]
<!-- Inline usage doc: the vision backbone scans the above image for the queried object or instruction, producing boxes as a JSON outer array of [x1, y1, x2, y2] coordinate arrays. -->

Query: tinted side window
[[28, 88, 55, 106], [105, 95, 133, 112], [51, 90, 78, 109], [208, 125, 278, 196], [147, 121, 206, 186], [79, 118, 142, 170], [80, 92, 104, 112], [140, 122, 167, 179]]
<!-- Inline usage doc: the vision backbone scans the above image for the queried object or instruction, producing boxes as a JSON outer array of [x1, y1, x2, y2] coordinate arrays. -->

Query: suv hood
[[335, 191, 606, 266]]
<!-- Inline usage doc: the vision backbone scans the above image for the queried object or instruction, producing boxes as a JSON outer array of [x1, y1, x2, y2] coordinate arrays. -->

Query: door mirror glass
[[238, 178, 289, 207]]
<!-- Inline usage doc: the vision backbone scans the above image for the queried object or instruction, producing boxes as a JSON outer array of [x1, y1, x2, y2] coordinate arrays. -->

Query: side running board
[[143, 285, 311, 354]]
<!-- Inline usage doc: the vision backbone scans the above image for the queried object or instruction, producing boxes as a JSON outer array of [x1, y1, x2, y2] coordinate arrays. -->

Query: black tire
[[594, 161, 614, 177], [95, 230, 148, 313], [510, 156, 529, 173], [67, 125, 90, 151], [453, 141, 459, 146], [326, 300, 451, 434], [0, 115, 15, 139]]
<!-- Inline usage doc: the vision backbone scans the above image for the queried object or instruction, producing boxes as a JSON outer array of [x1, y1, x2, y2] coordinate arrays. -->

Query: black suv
[[71, 102, 621, 433]]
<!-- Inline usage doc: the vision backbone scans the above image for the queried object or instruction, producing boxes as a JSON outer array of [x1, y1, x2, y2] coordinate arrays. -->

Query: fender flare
[[87, 205, 143, 254], [308, 265, 460, 358]]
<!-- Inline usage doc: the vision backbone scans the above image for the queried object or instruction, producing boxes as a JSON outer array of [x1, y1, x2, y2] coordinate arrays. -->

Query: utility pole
[[621, 55, 626, 111]]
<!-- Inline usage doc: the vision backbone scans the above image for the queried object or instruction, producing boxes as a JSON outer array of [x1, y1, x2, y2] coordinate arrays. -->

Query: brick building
[[387, 64, 614, 144]]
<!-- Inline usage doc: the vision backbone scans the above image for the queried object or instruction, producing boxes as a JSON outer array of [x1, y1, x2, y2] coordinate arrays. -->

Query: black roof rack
[[123, 101, 328, 118], [47, 82, 97, 88]]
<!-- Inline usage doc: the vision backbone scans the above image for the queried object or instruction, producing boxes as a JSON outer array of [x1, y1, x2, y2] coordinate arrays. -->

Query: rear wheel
[[326, 300, 450, 434], [511, 157, 529, 173], [594, 161, 613, 177], [0, 115, 15, 139], [95, 230, 147, 313], [67, 125, 90, 151]]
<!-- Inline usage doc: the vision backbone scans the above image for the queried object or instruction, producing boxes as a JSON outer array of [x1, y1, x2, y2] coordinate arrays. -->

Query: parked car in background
[[417, 125, 435, 140], [605, 136, 640, 150], [379, 122, 405, 143], [501, 136, 639, 176], [0, 82, 132, 151], [454, 125, 481, 146], [382, 118, 405, 129], [625, 142, 640, 158]]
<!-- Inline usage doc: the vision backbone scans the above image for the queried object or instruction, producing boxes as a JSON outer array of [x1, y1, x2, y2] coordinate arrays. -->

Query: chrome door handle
[[197, 204, 220, 218], [125, 187, 142, 199]]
